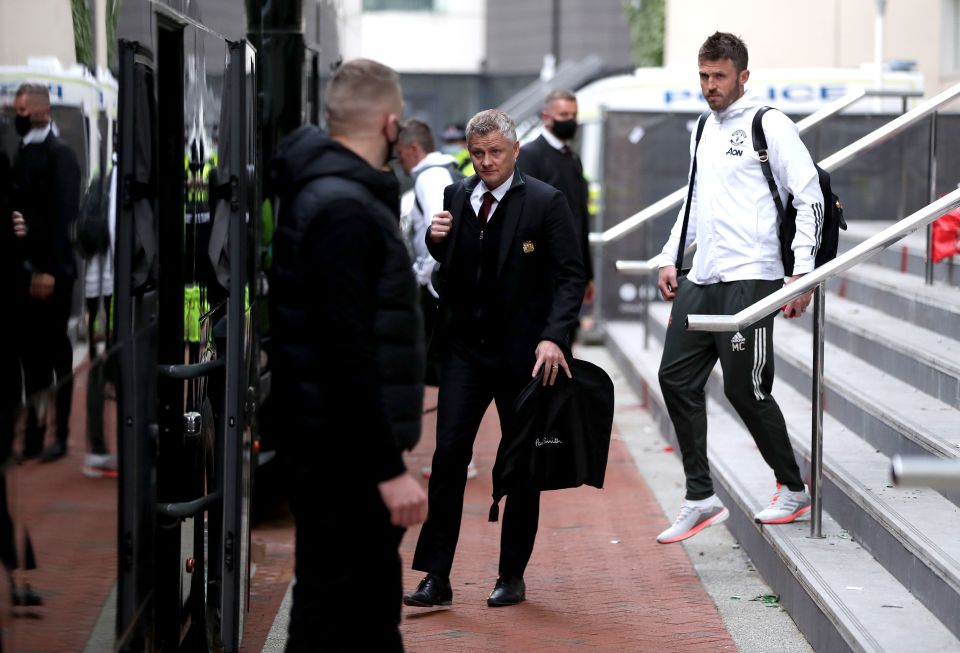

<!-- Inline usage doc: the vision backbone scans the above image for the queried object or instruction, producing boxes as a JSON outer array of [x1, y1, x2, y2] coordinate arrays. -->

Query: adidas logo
[[731, 332, 746, 352]]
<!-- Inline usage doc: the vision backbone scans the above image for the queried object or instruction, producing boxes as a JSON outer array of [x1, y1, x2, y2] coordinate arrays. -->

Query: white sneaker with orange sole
[[754, 485, 811, 524]]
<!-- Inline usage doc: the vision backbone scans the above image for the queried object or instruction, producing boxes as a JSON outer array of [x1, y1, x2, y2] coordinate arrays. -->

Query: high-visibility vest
[[184, 153, 217, 222], [453, 148, 475, 177]]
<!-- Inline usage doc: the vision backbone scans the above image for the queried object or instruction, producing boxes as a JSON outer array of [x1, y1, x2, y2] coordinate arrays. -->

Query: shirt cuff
[[791, 258, 815, 275]]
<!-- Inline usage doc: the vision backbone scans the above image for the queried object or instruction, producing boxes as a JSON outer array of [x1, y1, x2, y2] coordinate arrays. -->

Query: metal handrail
[[589, 87, 922, 245], [686, 190, 960, 332], [818, 83, 960, 172]]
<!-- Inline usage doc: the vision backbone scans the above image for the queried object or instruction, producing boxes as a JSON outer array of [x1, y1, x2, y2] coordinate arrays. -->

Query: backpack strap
[[412, 162, 459, 216], [675, 111, 711, 271], [752, 106, 787, 224]]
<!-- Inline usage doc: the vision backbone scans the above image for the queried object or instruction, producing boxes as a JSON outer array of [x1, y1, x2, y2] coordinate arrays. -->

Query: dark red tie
[[478, 191, 494, 228]]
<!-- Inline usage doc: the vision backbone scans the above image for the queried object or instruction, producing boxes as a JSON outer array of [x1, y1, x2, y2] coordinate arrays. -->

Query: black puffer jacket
[[270, 126, 424, 483]]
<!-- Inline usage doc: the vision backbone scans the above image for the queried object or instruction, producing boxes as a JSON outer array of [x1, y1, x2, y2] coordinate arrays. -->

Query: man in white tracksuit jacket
[[654, 31, 822, 544]]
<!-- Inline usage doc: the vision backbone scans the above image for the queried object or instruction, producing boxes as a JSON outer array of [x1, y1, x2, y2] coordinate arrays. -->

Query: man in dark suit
[[10, 83, 81, 462], [517, 90, 595, 322], [404, 109, 587, 608]]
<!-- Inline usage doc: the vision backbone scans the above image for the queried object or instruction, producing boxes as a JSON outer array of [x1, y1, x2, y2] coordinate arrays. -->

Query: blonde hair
[[325, 59, 402, 135]]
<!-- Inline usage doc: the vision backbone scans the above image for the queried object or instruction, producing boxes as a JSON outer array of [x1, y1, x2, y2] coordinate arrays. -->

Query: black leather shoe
[[403, 573, 452, 607], [12, 583, 43, 607], [39, 441, 66, 463], [487, 576, 525, 607]]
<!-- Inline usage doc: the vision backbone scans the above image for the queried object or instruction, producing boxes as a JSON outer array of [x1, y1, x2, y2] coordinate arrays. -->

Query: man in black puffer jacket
[[269, 59, 427, 653]]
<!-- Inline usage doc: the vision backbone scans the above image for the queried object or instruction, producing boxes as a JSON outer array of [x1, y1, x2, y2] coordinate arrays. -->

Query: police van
[[0, 58, 118, 187]]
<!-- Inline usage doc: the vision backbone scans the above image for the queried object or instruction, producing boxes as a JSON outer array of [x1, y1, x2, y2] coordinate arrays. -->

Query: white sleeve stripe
[[752, 327, 767, 401], [811, 201, 823, 259]]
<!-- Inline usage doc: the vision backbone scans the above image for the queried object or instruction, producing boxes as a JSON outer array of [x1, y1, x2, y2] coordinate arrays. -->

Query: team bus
[[0, 1, 321, 651]]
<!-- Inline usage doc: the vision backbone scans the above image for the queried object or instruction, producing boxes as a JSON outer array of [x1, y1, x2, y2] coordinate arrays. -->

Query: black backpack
[[75, 171, 111, 258], [752, 106, 846, 276]]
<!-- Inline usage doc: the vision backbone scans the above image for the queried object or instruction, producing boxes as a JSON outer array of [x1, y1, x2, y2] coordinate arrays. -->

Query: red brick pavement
[[398, 388, 737, 652], [0, 368, 118, 652], [241, 516, 295, 653], [240, 385, 738, 652]]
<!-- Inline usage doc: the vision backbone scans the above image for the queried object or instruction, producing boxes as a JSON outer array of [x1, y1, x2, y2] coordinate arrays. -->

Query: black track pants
[[658, 278, 805, 501]]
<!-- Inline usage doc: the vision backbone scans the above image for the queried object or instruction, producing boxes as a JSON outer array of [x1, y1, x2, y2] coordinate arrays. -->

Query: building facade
[[664, 0, 960, 96]]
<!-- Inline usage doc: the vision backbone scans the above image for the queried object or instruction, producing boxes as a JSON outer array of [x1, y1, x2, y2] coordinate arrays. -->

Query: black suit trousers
[[22, 278, 75, 450], [413, 338, 540, 579], [287, 467, 405, 653]]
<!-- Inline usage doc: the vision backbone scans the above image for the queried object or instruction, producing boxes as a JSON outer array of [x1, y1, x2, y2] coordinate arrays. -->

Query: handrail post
[[642, 275, 650, 350], [809, 283, 826, 538], [925, 112, 938, 286], [591, 105, 609, 341]]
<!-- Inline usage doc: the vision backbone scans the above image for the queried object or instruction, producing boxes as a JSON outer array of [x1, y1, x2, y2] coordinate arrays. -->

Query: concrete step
[[772, 315, 960, 467], [622, 297, 960, 639], [643, 301, 960, 472], [772, 374, 960, 642], [791, 290, 960, 408], [838, 220, 960, 288], [605, 321, 960, 653], [827, 262, 960, 342]]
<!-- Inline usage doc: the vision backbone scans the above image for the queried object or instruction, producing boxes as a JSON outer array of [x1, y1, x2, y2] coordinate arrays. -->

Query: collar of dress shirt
[[471, 172, 514, 215], [21, 124, 52, 146], [541, 127, 566, 151]]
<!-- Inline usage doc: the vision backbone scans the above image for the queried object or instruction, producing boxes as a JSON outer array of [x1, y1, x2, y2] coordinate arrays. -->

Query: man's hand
[[658, 265, 678, 301], [30, 273, 55, 300], [782, 275, 813, 319], [377, 473, 427, 528], [583, 280, 596, 305], [429, 211, 453, 243], [532, 339, 571, 387], [11, 211, 26, 238]]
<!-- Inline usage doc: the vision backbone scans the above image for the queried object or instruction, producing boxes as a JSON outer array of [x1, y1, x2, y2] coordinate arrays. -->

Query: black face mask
[[14, 114, 32, 137], [550, 118, 578, 141], [384, 123, 402, 167]]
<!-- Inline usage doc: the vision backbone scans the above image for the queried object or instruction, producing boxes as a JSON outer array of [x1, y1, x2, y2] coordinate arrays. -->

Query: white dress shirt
[[469, 172, 514, 219]]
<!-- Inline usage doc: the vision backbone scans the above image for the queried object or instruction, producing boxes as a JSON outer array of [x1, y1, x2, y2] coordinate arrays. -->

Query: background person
[[394, 118, 479, 480], [10, 83, 81, 464], [517, 89, 595, 324]]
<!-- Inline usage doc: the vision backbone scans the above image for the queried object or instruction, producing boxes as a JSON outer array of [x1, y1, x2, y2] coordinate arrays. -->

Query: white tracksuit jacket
[[657, 95, 824, 283]]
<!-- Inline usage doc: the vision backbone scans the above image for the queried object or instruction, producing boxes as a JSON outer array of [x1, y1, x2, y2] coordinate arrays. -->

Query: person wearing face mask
[[9, 83, 81, 464], [517, 90, 595, 341], [268, 58, 427, 653], [441, 123, 475, 177]]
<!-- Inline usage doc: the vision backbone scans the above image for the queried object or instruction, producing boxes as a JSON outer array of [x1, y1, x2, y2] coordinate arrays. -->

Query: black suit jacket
[[427, 170, 586, 373], [12, 132, 81, 281], [517, 135, 593, 280]]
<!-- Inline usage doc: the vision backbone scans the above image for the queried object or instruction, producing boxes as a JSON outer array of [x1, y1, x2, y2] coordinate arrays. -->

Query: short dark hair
[[544, 89, 576, 109], [15, 83, 50, 106], [698, 31, 748, 72], [398, 118, 435, 153]]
